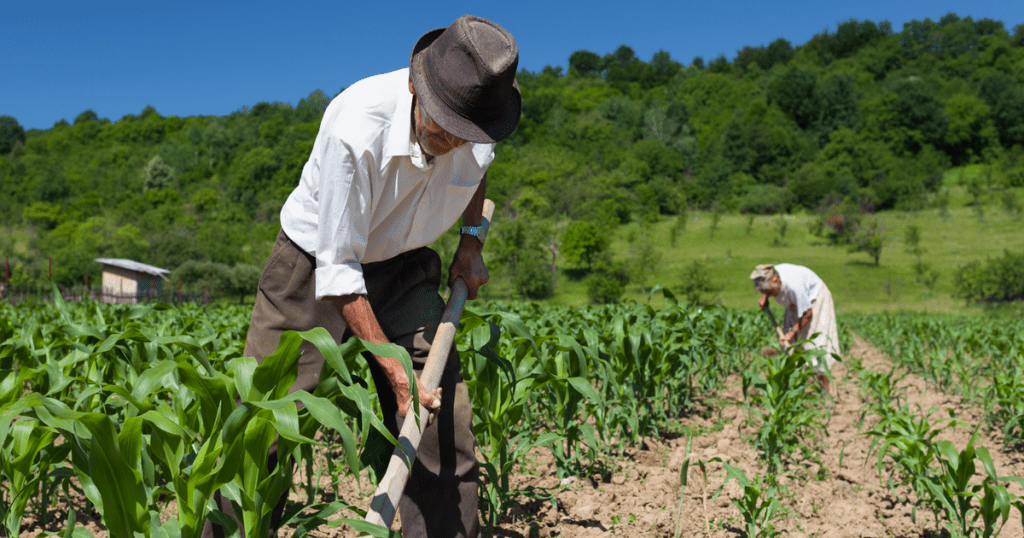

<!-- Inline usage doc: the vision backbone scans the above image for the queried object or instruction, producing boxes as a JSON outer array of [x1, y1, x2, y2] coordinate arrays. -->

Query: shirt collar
[[383, 88, 423, 163]]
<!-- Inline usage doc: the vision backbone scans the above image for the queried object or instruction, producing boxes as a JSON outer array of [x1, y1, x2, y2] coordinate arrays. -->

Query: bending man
[[750, 263, 840, 394], [203, 15, 520, 538]]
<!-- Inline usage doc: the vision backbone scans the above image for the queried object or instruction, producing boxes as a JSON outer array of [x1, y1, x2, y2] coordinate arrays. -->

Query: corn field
[[3, 286, 1024, 537]]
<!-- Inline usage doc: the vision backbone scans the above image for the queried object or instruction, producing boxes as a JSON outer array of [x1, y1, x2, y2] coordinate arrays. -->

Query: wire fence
[[0, 283, 213, 306]]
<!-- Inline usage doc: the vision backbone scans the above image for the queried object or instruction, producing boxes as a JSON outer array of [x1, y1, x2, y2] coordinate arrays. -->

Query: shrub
[[809, 199, 861, 245], [586, 274, 624, 304], [169, 260, 233, 298], [513, 254, 556, 300], [738, 185, 796, 214], [586, 256, 629, 304], [953, 250, 1024, 304]]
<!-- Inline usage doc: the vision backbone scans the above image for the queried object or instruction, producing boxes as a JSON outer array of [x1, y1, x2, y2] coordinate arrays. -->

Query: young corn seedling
[[717, 463, 783, 538], [857, 365, 910, 429], [676, 443, 720, 537]]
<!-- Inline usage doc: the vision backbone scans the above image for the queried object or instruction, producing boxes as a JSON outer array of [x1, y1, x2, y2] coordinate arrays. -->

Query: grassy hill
[[482, 166, 1023, 317]]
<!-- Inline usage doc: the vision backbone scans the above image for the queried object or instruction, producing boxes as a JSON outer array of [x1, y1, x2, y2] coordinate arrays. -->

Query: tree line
[[1, 13, 1023, 302]]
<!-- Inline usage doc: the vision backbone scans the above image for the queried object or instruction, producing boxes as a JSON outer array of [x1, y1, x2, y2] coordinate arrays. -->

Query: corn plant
[[985, 365, 1024, 449], [925, 438, 1024, 538], [867, 404, 963, 522], [845, 311, 1024, 446], [741, 341, 830, 475], [458, 308, 561, 530], [716, 463, 783, 538], [857, 365, 910, 429]]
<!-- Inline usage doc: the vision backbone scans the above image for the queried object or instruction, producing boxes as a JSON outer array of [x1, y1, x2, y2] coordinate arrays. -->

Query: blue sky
[[2, 0, 1020, 131]]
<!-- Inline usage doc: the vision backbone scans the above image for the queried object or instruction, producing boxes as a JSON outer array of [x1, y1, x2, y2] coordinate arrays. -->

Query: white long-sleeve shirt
[[280, 68, 495, 299], [773, 263, 824, 318]]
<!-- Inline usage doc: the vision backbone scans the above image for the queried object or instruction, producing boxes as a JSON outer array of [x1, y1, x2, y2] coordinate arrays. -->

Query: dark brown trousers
[[202, 229, 479, 538]]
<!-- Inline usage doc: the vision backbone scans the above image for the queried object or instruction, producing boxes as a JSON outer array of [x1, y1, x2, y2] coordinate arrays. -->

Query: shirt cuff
[[314, 262, 366, 299]]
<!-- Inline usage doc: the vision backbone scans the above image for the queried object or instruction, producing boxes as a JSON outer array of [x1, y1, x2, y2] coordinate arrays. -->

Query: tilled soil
[[18, 336, 1024, 538], [299, 335, 1024, 538]]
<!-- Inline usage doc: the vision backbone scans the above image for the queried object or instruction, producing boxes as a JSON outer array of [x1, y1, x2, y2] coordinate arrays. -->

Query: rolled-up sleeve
[[313, 135, 373, 299]]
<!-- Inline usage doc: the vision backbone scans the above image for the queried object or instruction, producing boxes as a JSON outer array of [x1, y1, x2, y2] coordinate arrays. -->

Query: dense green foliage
[[1, 14, 1023, 301]]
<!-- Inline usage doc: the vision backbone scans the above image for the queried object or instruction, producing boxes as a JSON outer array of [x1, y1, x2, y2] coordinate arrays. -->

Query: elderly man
[[750, 263, 840, 394], [203, 15, 520, 538]]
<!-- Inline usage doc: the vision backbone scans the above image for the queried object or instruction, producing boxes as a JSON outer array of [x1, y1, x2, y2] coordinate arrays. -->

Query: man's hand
[[377, 355, 442, 419], [331, 294, 442, 420], [780, 330, 795, 346], [758, 294, 769, 309], [448, 235, 489, 299]]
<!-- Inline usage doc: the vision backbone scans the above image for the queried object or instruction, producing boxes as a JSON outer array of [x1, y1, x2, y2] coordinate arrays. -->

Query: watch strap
[[460, 225, 487, 242]]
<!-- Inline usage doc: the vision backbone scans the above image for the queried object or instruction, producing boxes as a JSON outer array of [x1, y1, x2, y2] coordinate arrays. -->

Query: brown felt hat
[[410, 15, 521, 144]]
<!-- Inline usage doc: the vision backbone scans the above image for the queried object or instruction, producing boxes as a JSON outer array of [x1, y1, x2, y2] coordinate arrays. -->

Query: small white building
[[94, 258, 170, 304]]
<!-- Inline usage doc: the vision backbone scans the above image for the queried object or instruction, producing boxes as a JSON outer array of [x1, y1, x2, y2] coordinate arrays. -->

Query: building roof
[[94, 258, 171, 280]]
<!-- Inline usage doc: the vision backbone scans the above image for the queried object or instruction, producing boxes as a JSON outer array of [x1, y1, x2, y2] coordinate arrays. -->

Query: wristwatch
[[460, 225, 487, 243]]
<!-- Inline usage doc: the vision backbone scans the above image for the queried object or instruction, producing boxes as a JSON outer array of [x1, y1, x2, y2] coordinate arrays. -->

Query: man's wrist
[[460, 225, 487, 244], [458, 230, 484, 249]]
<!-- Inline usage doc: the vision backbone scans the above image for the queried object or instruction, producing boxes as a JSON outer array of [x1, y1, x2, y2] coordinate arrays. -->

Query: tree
[[890, 78, 948, 151], [978, 72, 1024, 149], [953, 250, 1024, 304], [677, 260, 723, 305], [626, 228, 662, 295], [168, 260, 233, 299], [733, 38, 792, 72], [645, 50, 681, 87], [586, 255, 629, 304], [943, 93, 997, 164], [0, 116, 25, 154], [816, 73, 861, 140], [768, 66, 819, 129], [490, 209, 556, 300], [560, 221, 610, 270], [295, 90, 330, 123], [74, 110, 99, 125], [229, 263, 262, 303], [849, 218, 884, 265], [568, 50, 603, 76], [143, 155, 175, 191]]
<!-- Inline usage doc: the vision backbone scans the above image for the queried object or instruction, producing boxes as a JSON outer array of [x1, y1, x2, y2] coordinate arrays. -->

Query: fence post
[[48, 257, 52, 280]]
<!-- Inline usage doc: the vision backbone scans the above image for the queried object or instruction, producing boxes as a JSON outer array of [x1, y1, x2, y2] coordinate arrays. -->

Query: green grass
[[531, 180, 1024, 316]]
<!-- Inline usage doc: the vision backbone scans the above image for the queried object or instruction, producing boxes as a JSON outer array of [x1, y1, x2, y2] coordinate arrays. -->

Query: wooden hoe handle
[[362, 199, 495, 532], [761, 302, 788, 350]]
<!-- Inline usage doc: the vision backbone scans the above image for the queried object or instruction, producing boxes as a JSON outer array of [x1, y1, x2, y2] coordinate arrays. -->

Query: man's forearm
[[461, 173, 487, 229], [330, 294, 388, 345]]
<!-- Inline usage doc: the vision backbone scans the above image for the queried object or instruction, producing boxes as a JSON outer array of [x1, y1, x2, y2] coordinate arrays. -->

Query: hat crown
[[411, 15, 521, 143]]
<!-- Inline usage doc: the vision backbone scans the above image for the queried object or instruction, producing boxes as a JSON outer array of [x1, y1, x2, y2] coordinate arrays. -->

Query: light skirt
[[784, 282, 840, 372]]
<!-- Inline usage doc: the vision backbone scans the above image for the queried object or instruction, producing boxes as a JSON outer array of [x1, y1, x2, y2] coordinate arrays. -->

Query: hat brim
[[410, 28, 521, 144]]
